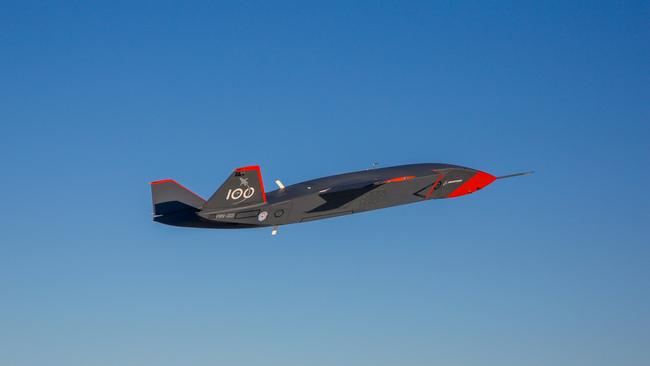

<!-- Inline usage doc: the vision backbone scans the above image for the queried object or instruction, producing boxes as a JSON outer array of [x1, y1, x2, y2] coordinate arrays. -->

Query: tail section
[[150, 179, 206, 216], [203, 165, 267, 210]]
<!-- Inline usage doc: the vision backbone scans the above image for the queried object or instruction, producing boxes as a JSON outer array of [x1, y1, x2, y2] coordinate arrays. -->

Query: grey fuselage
[[155, 163, 492, 229]]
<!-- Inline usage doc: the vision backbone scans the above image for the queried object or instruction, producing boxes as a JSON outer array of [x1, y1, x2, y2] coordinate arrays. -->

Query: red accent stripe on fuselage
[[425, 173, 444, 199], [383, 175, 416, 184]]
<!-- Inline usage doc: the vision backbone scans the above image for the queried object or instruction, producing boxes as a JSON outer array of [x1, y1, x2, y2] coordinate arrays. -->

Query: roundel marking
[[258, 211, 268, 222]]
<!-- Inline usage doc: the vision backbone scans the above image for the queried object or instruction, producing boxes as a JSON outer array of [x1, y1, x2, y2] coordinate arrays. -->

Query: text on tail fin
[[203, 165, 267, 210]]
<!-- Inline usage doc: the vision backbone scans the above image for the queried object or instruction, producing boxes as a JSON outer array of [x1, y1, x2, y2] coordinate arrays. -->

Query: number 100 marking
[[226, 187, 255, 200]]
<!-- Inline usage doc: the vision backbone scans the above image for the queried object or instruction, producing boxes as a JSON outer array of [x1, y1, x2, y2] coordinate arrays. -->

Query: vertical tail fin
[[203, 165, 267, 210], [150, 179, 206, 215]]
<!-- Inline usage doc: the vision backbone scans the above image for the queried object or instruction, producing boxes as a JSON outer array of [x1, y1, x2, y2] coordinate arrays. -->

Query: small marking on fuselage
[[444, 179, 463, 185], [214, 213, 235, 220], [258, 211, 268, 222]]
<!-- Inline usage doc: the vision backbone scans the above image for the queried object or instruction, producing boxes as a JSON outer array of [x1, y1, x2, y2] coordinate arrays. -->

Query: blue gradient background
[[1, 1, 649, 365]]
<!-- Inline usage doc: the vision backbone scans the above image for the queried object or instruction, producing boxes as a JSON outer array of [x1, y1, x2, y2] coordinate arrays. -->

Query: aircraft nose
[[447, 170, 496, 198]]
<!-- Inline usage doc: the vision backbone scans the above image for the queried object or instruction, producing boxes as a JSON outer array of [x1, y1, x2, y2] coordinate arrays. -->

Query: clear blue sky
[[1, 1, 648, 365]]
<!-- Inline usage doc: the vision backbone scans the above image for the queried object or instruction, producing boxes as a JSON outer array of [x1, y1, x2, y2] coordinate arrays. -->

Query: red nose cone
[[447, 171, 496, 198]]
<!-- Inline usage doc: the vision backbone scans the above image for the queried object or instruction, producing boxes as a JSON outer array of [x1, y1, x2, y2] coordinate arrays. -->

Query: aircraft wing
[[307, 179, 384, 213]]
